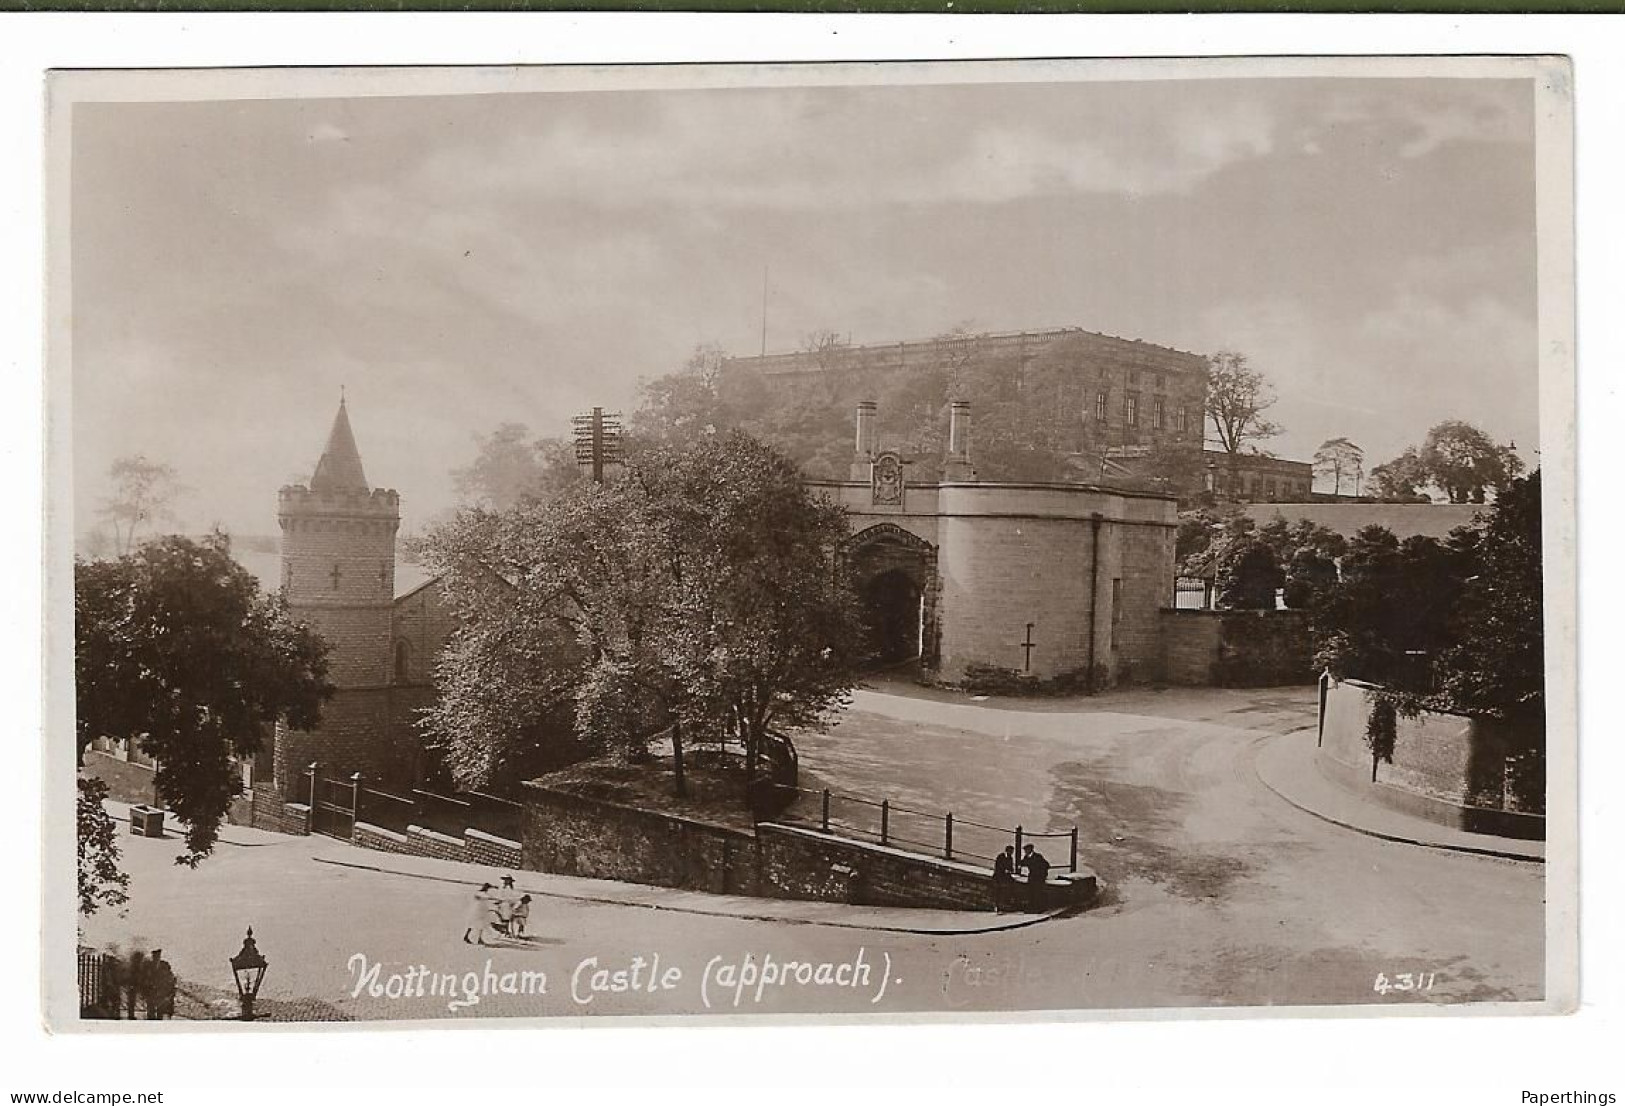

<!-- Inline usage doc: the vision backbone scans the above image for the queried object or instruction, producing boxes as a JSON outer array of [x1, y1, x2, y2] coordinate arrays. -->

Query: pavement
[[77, 682, 1549, 1021], [108, 801, 1063, 936], [1252, 728, 1545, 863]]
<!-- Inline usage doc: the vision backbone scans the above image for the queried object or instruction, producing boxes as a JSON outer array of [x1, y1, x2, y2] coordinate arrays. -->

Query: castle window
[[1153, 398, 1165, 430], [1125, 393, 1140, 427], [394, 639, 411, 683], [1178, 405, 1191, 433], [1095, 391, 1109, 422]]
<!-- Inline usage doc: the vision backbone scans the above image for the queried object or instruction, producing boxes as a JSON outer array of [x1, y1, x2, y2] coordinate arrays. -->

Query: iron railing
[[306, 763, 523, 844], [777, 785, 1079, 874]]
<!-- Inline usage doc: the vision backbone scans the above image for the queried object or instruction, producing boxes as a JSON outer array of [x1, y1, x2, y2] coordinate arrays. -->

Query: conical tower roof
[[309, 397, 370, 493]]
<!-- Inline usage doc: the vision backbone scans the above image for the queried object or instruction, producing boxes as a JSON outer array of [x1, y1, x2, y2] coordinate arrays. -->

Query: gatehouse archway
[[845, 523, 939, 670]]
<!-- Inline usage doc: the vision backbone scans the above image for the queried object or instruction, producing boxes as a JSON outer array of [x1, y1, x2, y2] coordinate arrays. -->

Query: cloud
[[1311, 84, 1529, 159], [403, 92, 1280, 211]]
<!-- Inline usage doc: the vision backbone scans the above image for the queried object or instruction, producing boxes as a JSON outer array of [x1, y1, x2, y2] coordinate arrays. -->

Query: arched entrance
[[860, 568, 923, 663], [845, 523, 939, 671]]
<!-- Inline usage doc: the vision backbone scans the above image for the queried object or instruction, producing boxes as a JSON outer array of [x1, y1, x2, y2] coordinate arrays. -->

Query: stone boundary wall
[[353, 821, 523, 869], [1158, 608, 1316, 687], [521, 783, 1096, 911], [81, 751, 158, 806], [1317, 677, 1544, 840]]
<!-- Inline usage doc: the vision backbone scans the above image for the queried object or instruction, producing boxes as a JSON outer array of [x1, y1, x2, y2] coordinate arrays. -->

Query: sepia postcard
[[44, 56, 1577, 1029]]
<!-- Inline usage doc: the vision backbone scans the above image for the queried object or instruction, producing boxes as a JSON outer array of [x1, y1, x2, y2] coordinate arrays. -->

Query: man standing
[[146, 951, 176, 1020], [1019, 844, 1051, 912], [991, 846, 1016, 913]]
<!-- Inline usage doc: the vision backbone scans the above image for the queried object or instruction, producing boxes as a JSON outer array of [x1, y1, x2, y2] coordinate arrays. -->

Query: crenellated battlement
[[278, 484, 401, 525]]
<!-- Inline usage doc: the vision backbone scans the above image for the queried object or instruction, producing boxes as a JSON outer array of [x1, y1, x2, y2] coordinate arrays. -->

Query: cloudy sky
[[69, 72, 1539, 539]]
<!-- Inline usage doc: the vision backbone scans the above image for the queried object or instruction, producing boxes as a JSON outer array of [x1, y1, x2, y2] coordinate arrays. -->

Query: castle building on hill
[[724, 326, 1210, 483], [263, 399, 457, 798]]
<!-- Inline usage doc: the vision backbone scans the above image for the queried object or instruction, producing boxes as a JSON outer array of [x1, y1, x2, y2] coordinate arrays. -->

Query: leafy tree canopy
[[75, 533, 333, 863], [1370, 422, 1525, 504], [97, 454, 187, 554], [419, 432, 863, 800], [451, 422, 584, 511], [1418, 420, 1526, 504], [1204, 350, 1281, 457]]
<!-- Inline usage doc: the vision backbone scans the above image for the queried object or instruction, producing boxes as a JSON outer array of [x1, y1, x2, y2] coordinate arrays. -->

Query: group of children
[[462, 875, 532, 945]]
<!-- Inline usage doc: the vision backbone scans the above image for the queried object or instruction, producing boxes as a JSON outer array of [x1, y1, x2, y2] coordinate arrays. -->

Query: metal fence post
[[821, 789, 831, 833], [880, 799, 890, 846], [1070, 826, 1079, 873], [305, 762, 319, 834], [350, 772, 363, 837], [944, 812, 954, 860]]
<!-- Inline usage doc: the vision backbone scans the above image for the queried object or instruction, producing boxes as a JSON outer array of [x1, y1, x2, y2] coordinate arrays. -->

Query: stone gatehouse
[[824, 400, 1178, 690]]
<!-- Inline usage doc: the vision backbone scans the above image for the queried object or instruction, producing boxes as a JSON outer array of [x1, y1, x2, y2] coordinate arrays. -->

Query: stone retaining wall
[[1159, 608, 1316, 687], [352, 821, 523, 869], [521, 782, 1096, 911], [1317, 676, 1544, 840]]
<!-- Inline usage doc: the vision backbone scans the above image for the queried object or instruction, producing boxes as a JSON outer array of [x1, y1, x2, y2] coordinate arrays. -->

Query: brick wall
[[1317, 678, 1543, 839], [351, 821, 523, 869], [1158, 608, 1315, 687]]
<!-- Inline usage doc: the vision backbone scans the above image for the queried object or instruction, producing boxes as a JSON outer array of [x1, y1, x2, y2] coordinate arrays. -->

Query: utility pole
[[571, 407, 623, 484]]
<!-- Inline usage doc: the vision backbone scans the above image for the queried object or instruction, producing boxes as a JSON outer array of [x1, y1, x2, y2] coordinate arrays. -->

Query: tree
[[1204, 350, 1281, 463], [451, 423, 583, 510], [1418, 420, 1525, 504], [638, 434, 864, 777], [97, 455, 185, 553], [630, 343, 734, 447], [78, 777, 129, 916], [1214, 532, 1284, 610], [1368, 447, 1430, 502], [420, 433, 863, 800], [75, 533, 334, 864], [1311, 525, 1468, 695], [1436, 471, 1545, 807], [1313, 437, 1365, 497]]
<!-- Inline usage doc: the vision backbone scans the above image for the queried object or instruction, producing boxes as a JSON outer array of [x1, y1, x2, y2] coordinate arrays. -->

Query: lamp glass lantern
[[229, 927, 268, 1020]]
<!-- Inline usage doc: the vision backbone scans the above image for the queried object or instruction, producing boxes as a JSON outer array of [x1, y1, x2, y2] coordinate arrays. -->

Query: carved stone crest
[[870, 450, 905, 507]]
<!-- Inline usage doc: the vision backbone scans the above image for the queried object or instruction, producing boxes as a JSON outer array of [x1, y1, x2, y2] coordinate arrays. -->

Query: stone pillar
[[944, 400, 977, 481]]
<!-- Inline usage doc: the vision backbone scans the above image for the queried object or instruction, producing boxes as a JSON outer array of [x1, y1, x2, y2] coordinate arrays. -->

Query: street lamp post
[[229, 927, 268, 1022]]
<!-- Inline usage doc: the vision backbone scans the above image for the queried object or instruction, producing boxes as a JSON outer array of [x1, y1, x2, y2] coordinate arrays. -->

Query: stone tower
[[272, 398, 403, 792]]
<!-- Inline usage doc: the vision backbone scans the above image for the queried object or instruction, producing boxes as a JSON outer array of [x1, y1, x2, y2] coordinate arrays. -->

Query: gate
[[306, 765, 357, 841]]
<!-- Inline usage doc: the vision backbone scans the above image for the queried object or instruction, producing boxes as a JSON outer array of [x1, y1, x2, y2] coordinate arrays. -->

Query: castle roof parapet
[[278, 484, 401, 517]]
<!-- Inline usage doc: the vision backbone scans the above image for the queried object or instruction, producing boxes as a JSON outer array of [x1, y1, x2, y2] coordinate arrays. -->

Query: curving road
[[77, 682, 1544, 1022]]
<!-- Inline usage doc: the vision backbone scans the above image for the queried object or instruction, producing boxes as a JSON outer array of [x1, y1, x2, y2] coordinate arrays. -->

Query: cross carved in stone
[[1021, 622, 1037, 673], [330, 562, 342, 590]]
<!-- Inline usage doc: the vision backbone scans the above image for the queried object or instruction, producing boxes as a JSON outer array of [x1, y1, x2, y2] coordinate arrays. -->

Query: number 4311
[[1373, 972, 1438, 995]]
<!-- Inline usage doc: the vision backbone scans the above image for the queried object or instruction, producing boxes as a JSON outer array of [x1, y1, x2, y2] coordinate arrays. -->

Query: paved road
[[794, 680, 1545, 1009], [76, 683, 1544, 1022]]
